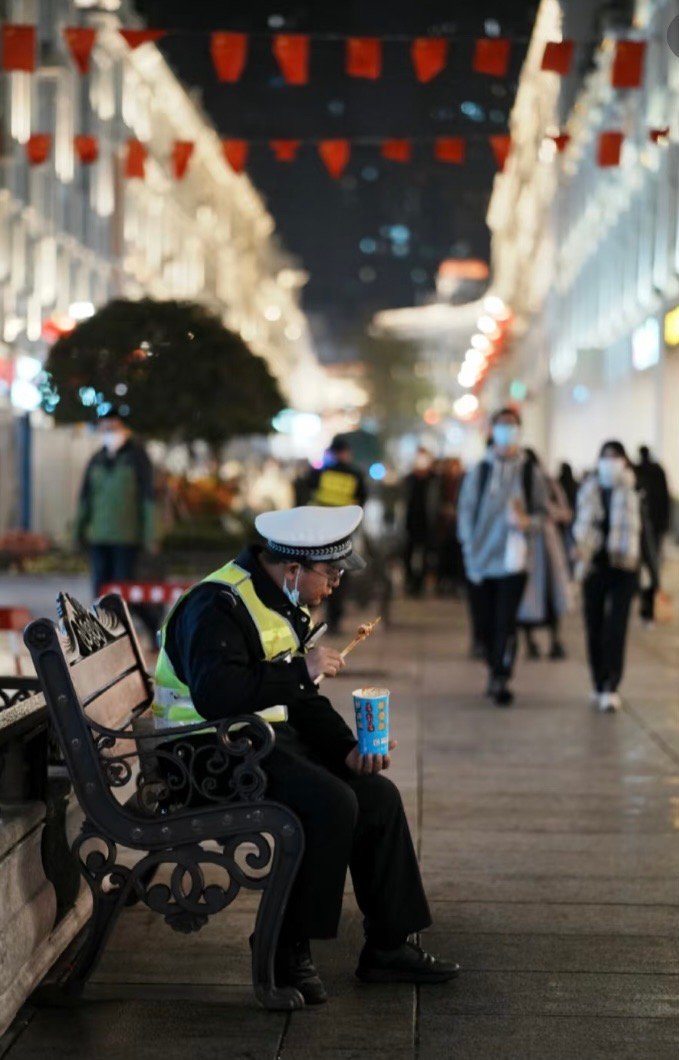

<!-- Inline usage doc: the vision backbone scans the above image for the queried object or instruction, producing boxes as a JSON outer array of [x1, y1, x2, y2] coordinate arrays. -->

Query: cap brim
[[335, 550, 366, 572]]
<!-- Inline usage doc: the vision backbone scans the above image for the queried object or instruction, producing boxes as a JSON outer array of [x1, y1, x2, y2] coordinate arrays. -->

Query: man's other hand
[[305, 646, 345, 682], [345, 740, 398, 775]]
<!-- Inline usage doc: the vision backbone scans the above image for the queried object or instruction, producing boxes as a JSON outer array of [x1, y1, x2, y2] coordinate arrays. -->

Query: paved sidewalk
[[2, 588, 678, 1059]]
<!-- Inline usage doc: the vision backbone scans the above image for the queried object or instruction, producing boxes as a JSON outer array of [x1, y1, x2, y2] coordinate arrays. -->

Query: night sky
[[135, 1, 539, 360]]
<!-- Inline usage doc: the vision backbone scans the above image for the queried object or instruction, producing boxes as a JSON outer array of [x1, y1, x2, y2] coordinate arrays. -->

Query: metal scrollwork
[[87, 713, 274, 812], [73, 827, 273, 936]]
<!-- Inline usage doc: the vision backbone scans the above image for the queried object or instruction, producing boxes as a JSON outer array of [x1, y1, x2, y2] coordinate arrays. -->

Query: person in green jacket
[[75, 407, 156, 609]]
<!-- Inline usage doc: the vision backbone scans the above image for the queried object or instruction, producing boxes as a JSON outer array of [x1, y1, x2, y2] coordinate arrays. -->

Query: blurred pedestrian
[[75, 407, 157, 634], [402, 447, 438, 597], [518, 449, 572, 660], [305, 436, 367, 633], [558, 462, 579, 513], [435, 457, 464, 595], [635, 447, 671, 621], [457, 408, 547, 706], [573, 440, 658, 711]]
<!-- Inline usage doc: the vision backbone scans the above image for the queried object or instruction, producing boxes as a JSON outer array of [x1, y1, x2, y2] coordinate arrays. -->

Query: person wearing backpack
[[573, 440, 658, 712], [457, 408, 547, 706]]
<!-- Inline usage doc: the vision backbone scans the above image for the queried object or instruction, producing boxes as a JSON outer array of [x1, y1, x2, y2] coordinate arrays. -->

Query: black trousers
[[158, 725, 431, 948], [404, 535, 430, 595], [468, 574, 527, 680], [90, 544, 160, 638], [265, 727, 432, 946], [583, 568, 638, 692]]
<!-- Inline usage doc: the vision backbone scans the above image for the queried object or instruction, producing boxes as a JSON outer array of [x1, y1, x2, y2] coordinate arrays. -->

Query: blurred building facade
[[487, 0, 679, 489], [0, 0, 326, 535]]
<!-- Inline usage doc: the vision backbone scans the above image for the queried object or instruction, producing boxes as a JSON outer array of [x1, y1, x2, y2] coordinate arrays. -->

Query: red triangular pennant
[[318, 140, 350, 179], [63, 27, 97, 75], [222, 140, 249, 173], [74, 135, 99, 165], [434, 137, 466, 164], [540, 40, 574, 75], [26, 134, 52, 166], [597, 131, 624, 167], [270, 140, 301, 162], [473, 38, 511, 77], [381, 139, 412, 163], [210, 32, 248, 82], [411, 38, 448, 82], [172, 140, 194, 180], [1, 24, 36, 72], [125, 139, 147, 179], [611, 40, 646, 89], [272, 34, 310, 85], [489, 134, 512, 170], [119, 29, 166, 50], [649, 127, 670, 144], [550, 132, 571, 153], [346, 37, 382, 79]]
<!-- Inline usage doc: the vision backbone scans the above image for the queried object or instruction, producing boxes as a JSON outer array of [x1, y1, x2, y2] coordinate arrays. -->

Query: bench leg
[[62, 832, 133, 994], [251, 821, 305, 1012]]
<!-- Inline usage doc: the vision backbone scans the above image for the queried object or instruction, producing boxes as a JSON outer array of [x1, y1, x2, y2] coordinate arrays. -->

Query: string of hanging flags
[[21, 128, 670, 179], [0, 23, 651, 88]]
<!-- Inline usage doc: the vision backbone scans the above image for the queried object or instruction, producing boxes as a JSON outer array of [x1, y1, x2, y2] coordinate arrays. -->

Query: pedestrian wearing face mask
[[573, 440, 658, 712], [457, 409, 548, 706], [75, 406, 157, 605]]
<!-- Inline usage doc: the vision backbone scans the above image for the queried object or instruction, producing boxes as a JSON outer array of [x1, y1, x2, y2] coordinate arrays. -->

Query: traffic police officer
[[154, 504, 459, 1004]]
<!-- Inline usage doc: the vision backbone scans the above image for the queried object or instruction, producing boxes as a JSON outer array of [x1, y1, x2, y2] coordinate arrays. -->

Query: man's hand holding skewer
[[305, 646, 346, 682]]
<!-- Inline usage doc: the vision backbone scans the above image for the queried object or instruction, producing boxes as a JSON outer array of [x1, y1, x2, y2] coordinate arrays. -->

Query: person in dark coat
[[635, 447, 671, 552], [402, 447, 438, 597], [158, 505, 459, 1005]]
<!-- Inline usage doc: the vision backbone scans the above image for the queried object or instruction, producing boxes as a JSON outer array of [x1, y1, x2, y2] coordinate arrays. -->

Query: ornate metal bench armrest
[[131, 713, 277, 810]]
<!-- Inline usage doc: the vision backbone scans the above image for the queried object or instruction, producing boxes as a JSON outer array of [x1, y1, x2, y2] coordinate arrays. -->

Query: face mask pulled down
[[282, 568, 302, 608]]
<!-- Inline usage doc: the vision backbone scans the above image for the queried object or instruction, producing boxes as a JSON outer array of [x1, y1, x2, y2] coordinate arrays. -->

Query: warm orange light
[[438, 258, 489, 281], [423, 408, 441, 425]]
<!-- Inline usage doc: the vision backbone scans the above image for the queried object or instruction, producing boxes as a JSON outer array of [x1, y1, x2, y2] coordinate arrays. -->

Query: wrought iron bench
[[23, 591, 305, 1011]]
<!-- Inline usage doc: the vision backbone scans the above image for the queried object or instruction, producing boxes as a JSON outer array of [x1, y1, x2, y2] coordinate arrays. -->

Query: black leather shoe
[[276, 940, 328, 1005], [356, 941, 460, 984]]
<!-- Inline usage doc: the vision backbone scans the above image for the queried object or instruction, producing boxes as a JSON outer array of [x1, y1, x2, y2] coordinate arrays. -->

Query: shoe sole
[[356, 968, 460, 984]]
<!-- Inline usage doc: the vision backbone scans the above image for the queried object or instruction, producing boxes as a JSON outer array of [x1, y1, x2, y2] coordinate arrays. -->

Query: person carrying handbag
[[457, 408, 547, 706]]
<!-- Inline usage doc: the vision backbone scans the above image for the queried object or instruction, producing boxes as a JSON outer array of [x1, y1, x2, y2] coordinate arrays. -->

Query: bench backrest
[[23, 592, 154, 829]]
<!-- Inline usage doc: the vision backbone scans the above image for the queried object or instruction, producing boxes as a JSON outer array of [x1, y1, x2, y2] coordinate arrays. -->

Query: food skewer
[[315, 617, 381, 684]]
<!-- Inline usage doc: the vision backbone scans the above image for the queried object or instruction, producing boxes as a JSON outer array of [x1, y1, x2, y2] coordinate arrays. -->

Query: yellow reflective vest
[[310, 467, 362, 507], [153, 561, 310, 730]]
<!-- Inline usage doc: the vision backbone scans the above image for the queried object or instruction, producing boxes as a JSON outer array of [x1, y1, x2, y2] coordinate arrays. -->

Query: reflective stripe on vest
[[153, 561, 309, 730], [311, 468, 359, 507]]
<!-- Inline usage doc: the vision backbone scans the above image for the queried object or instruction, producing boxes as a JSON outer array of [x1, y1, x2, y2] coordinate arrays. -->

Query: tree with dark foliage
[[41, 299, 284, 447]]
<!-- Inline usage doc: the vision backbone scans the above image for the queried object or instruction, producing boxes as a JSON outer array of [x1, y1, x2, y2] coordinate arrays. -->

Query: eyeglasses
[[302, 564, 344, 588]]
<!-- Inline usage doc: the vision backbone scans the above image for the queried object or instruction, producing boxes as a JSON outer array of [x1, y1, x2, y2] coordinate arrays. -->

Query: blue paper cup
[[352, 688, 390, 756]]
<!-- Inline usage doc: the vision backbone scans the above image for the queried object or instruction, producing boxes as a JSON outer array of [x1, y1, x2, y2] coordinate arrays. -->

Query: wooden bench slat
[[84, 669, 150, 731], [69, 637, 142, 703]]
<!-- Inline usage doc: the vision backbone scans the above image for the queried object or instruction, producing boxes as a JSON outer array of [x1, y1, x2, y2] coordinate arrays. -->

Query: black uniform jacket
[[164, 546, 358, 770]]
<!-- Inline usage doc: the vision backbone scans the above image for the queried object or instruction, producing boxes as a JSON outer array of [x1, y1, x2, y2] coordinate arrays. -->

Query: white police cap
[[255, 505, 365, 571]]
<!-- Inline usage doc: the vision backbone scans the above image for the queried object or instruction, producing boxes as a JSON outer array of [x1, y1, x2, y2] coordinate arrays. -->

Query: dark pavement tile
[[417, 1015, 679, 1060], [418, 970, 679, 1018], [423, 930, 679, 974], [428, 899, 679, 937], [3, 998, 284, 1060]]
